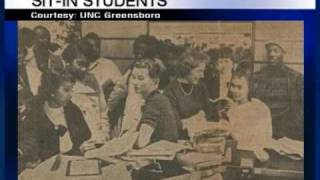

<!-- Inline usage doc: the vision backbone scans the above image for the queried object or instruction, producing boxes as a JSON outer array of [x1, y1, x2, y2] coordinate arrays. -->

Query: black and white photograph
[[17, 21, 304, 180]]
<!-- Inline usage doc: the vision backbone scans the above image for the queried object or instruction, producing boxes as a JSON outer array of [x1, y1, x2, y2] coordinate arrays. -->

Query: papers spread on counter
[[127, 140, 191, 160], [85, 131, 139, 160], [268, 137, 304, 160]]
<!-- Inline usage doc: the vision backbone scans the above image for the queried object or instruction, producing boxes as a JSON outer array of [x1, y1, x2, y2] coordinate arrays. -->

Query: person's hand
[[216, 120, 233, 136], [80, 140, 99, 154], [181, 111, 206, 130], [216, 97, 234, 119], [221, 97, 234, 111], [218, 119, 231, 128], [226, 96, 234, 105], [255, 149, 270, 162]]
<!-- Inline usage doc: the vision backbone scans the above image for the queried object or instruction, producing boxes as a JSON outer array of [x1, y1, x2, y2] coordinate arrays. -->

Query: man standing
[[251, 42, 304, 141], [19, 27, 43, 96], [84, 33, 122, 100], [20, 25, 60, 96]]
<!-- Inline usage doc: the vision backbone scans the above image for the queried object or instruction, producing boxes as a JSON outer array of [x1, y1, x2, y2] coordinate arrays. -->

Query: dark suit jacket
[[251, 63, 304, 140], [20, 97, 91, 163], [202, 67, 220, 100]]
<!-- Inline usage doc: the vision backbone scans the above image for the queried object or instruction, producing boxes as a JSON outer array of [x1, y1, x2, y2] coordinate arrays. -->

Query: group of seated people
[[18, 25, 304, 176]]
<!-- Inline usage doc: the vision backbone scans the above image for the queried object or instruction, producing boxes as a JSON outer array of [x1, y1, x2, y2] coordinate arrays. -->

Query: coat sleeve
[[200, 82, 218, 122], [257, 102, 273, 149], [67, 102, 92, 155], [293, 73, 304, 140]]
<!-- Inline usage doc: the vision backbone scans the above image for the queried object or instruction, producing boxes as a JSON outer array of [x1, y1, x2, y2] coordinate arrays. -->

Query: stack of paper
[[181, 111, 229, 138], [269, 137, 304, 160], [176, 152, 223, 171]]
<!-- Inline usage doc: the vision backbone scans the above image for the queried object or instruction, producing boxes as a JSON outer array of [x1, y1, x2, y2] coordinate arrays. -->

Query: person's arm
[[99, 87, 110, 140], [136, 123, 155, 148], [136, 93, 163, 148], [84, 73, 111, 141], [107, 70, 130, 112], [200, 82, 218, 122], [68, 102, 93, 154], [262, 107, 273, 146], [254, 102, 273, 161]]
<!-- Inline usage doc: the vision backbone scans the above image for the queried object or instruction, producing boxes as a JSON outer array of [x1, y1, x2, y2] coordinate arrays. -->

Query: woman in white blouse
[[221, 69, 273, 161]]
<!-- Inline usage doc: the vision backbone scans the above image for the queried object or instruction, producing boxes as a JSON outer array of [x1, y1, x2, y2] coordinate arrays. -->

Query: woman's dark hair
[[133, 58, 164, 80], [218, 46, 234, 61], [207, 48, 220, 64], [229, 67, 253, 100], [236, 60, 253, 75], [62, 39, 95, 64], [38, 71, 76, 101], [206, 47, 235, 65], [175, 49, 209, 78]]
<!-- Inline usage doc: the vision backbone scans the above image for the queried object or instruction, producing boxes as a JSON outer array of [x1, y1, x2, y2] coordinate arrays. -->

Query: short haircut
[[33, 25, 50, 39], [231, 67, 253, 100], [133, 35, 159, 58], [38, 71, 76, 101], [217, 46, 234, 61], [134, 58, 163, 80], [232, 68, 251, 83], [62, 39, 95, 64], [134, 35, 158, 47], [235, 60, 252, 75], [175, 49, 209, 78], [207, 48, 220, 63], [85, 32, 100, 44]]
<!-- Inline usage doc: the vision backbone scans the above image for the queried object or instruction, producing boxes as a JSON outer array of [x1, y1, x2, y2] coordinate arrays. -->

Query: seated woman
[[128, 59, 182, 180], [107, 35, 165, 138], [163, 49, 216, 139], [107, 58, 178, 144], [222, 69, 273, 161], [107, 68, 146, 138], [19, 71, 92, 168], [132, 59, 179, 147]]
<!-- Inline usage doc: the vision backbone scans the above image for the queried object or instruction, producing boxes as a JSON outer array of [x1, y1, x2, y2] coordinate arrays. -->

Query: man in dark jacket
[[251, 42, 304, 141]]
